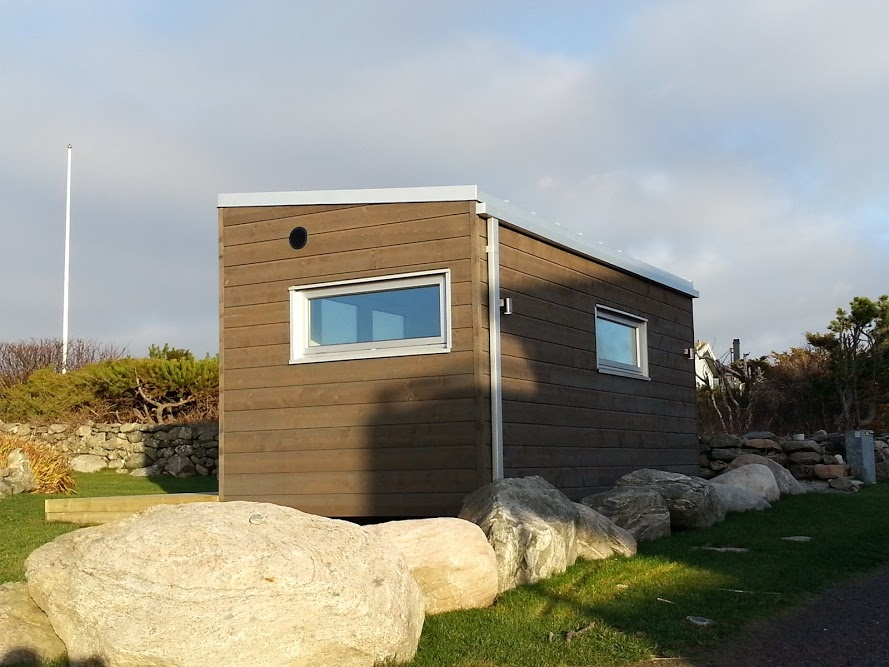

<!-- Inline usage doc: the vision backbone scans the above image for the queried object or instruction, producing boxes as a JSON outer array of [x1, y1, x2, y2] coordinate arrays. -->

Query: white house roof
[[218, 185, 699, 297]]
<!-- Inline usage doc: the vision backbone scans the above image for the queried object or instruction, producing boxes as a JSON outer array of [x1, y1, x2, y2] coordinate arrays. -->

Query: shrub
[[0, 367, 101, 422], [0, 338, 126, 388], [0, 433, 76, 494]]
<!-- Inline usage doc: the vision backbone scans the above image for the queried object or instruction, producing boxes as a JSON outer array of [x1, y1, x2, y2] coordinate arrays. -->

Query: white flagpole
[[62, 144, 72, 374]]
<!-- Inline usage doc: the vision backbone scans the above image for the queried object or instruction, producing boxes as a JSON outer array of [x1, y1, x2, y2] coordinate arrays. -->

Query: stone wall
[[0, 422, 218, 478], [698, 431, 889, 482]]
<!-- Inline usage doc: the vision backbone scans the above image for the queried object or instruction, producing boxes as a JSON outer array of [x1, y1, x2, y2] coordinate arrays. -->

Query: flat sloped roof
[[218, 185, 698, 297]]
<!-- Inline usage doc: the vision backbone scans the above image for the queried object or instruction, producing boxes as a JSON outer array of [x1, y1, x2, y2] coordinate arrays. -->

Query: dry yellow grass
[[0, 432, 76, 494]]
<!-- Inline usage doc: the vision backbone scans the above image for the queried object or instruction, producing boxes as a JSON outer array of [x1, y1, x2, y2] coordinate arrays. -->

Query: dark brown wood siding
[[219, 201, 490, 517], [497, 226, 698, 500]]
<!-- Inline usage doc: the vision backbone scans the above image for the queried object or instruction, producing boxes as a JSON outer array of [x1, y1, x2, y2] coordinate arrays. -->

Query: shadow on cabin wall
[[363, 260, 698, 519]]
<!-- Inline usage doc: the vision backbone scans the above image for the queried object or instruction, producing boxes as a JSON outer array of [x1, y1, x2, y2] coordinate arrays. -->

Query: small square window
[[595, 306, 649, 379], [290, 270, 451, 363]]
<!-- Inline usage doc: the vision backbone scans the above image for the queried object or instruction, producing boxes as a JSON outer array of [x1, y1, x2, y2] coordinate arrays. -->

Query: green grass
[[405, 483, 889, 666], [0, 471, 217, 584], [4, 478, 889, 667]]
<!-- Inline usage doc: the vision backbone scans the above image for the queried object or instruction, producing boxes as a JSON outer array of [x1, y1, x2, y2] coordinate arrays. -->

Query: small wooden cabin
[[217, 186, 699, 517]]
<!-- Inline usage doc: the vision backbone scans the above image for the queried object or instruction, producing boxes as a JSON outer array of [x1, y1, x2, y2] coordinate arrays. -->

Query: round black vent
[[288, 227, 308, 250]]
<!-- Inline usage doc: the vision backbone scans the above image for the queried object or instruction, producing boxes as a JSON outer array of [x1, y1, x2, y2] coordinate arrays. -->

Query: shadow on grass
[[409, 484, 889, 667]]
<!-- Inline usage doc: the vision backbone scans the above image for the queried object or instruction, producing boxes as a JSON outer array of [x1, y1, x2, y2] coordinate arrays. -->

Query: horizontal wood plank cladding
[[225, 351, 475, 390], [225, 260, 474, 308], [499, 266, 694, 343], [501, 354, 696, 404], [219, 492, 466, 518], [225, 326, 479, 370], [225, 213, 471, 268], [501, 376, 696, 420], [503, 424, 697, 449], [499, 227, 693, 311], [225, 374, 477, 412], [225, 446, 476, 475], [502, 400, 695, 433], [221, 204, 359, 228], [226, 398, 479, 432], [224, 202, 471, 246], [500, 337, 692, 388], [223, 422, 479, 453], [224, 238, 472, 290], [505, 446, 699, 470], [223, 469, 479, 496]]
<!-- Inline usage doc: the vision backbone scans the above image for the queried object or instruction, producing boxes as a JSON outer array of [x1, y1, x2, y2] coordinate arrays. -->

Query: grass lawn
[[3, 477, 889, 667], [0, 471, 217, 585]]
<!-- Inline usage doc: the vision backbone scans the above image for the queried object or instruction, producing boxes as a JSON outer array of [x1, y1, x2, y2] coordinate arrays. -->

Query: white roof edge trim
[[217, 185, 698, 298], [218, 185, 479, 209], [476, 190, 699, 298]]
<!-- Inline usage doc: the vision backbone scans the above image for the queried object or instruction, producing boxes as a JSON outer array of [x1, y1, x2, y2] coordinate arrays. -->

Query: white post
[[62, 144, 72, 374]]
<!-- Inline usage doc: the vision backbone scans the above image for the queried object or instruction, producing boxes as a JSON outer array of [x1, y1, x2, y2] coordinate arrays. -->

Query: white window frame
[[289, 269, 451, 364], [595, 305, 650, 380]]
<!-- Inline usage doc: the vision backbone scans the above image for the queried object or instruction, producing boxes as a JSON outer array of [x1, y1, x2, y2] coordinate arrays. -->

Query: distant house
[[217, 185, 700, 517], [694, 340, 719, 388]]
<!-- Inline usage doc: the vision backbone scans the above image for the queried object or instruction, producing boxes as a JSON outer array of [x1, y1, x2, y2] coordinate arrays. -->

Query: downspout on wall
[[483, 213, 505, 480]]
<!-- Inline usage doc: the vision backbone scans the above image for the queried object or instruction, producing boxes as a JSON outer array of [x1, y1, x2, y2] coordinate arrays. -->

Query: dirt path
[[636, 563, 889, 667]]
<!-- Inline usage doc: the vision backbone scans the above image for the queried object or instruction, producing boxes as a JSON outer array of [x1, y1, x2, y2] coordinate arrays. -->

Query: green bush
[[0, 367, 99, 422]]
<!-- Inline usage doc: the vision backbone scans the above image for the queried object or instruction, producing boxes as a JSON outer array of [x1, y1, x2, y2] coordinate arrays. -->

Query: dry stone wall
[[0, 422, 218, 477]]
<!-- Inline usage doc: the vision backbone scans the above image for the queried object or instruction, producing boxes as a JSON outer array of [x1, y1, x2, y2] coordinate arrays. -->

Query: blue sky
[[1, 1, 887, 359]]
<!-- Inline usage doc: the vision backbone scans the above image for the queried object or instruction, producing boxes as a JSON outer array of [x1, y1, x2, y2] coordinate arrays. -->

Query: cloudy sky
[[2, 1, 887, 360]]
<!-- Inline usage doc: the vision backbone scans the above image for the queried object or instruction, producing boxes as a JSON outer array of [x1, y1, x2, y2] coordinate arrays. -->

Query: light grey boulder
[[459, 476, 635, 593], [743, 431, 776, 440], [26, 501, 425, 667], [711, 464, 780, 503], [581, 487, 671, 542], [613, 469, 726, 530], [727, 454, 806, 496], [0, 449, 35, 497], [70, 454, 107, 473], [0, 582, 67, 666], [574, 503, 637, 559], [365, 517, 498, 615], [711, 484, 772, 513], [709, 434, 745, 449], [129, 465, 159, 477]]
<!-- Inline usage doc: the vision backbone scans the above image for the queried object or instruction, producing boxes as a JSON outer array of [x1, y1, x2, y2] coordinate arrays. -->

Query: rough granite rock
[[742, 438, 782, 453], [711, 483, 772, 513], [580, 486, 671, 542], [0, 450, 36, 497], [813, 464, 846, 480], [782, 440, 823, 454], [459, 476, 635, 593], [711, 464, 781, 503], [69, 454, 107, 473], [709, 435, 746, 449], [26, 501, 425, 667], [789, 451, 823, 465], [613, 469, 726, 530], [574, 503, 637, 559], [0, 582, 67, 667], [365, 518, 498, 615], [743, 431, 776, 440], [726, 454, 806, 496]]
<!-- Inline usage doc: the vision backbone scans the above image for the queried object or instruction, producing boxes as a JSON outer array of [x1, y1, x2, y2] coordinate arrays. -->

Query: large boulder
[[365, 518, 498, 615], [459, 477, 635, 593], [726, 454, 806, 496], [711, 464, 781, 503], [26, 501, 424, 667], [580, 487, 671, 542], [0, 582, 67, 666], [613, 469, 726, 530], [711, 484, 772, 513], [574, 503, 637, 559], [782, 439, 823, 454], [0, 449, 35, 497]]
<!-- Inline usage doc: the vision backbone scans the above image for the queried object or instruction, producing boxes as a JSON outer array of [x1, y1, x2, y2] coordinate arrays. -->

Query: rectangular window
[[290, 270, 451, 363], [595, 305, 649, 379]]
